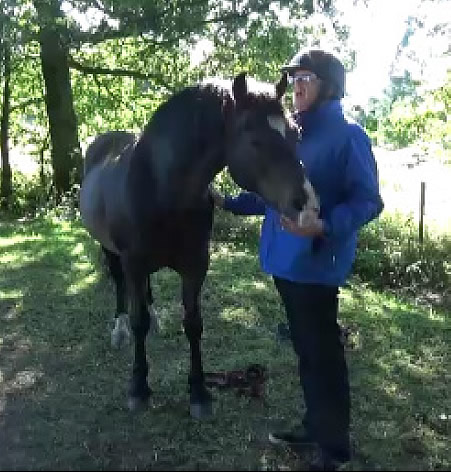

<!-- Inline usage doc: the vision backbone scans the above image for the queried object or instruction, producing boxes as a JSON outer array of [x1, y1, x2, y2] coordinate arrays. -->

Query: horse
[[79, 72, 319, 418]]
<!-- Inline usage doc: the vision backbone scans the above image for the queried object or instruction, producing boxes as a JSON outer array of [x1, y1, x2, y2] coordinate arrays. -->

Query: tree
[[26, 0, 305, 195], [8, 0, 351, 202], [33, 0, 83, 195], [1, 37, 12, 207]]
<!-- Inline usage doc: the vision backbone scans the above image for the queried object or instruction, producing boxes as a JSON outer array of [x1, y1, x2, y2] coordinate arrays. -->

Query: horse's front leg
[[123, 257, 152, 411], [182, 272, 212, 419]]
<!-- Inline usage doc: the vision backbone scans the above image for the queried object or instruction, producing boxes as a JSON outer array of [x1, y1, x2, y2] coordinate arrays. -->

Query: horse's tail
[[83, 131, 136, 176]]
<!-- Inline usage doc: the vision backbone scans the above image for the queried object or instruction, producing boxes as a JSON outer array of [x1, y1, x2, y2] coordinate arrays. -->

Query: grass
[[0, 215, 450, 471]]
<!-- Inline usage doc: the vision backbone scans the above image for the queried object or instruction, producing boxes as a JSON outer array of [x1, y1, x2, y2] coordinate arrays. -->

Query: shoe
[[268, 425, 316, 447], [308, 448, 349, 471]]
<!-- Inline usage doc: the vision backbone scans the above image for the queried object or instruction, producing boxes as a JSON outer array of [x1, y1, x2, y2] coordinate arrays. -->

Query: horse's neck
[[133, 132, 225, 209]]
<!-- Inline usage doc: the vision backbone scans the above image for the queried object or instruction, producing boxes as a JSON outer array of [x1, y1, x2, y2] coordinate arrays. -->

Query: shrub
[[354, 212, 450, 292], [212, 209, 451, 295], [0, 171, 48, 218]]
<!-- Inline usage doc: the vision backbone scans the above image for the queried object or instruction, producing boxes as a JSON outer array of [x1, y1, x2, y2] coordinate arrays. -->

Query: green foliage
[[201, 4, 354, 88], [0, 169, 82, 220], [0, 170, 46, 217], [354, 212, 450, 293], [211, 209, 451, 298], [210, 170, 262, 250], [0, 215, 449, 471], [365, 72, 450, 163]]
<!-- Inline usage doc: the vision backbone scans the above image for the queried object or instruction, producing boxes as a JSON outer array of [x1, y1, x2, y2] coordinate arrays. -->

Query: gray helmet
[[281, 49, 345, 98]]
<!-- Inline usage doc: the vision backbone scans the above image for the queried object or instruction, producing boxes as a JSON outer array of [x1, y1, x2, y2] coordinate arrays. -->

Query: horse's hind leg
[[102, 247, 131, 349], [123, 255, 152, 411], [181, 271, 212, 419]]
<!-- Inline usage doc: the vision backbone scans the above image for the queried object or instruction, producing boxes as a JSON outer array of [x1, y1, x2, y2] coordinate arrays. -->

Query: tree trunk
[[1, 42, 12, 208], [35, 0, 82, 196]]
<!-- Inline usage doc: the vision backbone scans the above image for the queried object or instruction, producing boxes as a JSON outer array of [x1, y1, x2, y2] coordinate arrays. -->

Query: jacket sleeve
[[223, 191, 266, 216], [323, 125, 384, 240]]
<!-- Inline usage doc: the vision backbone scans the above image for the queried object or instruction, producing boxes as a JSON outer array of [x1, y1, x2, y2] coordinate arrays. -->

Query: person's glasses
[[288, 72, 318, 85]]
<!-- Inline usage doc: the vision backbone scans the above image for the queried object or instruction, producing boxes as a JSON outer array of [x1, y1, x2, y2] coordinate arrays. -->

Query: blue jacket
[[223, 100, 384, 286]]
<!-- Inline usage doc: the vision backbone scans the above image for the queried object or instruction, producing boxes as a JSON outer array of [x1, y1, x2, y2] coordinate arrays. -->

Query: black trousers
[[273, 277, 351, 462]]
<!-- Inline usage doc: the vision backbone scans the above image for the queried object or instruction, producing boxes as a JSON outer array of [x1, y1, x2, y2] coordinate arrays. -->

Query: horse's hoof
[[111, 313, 131, 349], [127, 395, 149, 412], [190, 401, 213, 419]]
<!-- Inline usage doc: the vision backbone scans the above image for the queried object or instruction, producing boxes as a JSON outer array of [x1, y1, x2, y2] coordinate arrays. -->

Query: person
[[210, 48, 384, 470]]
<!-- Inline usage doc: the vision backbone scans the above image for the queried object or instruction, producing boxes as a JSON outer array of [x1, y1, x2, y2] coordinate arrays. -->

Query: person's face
[[291, 69, 321, 112]]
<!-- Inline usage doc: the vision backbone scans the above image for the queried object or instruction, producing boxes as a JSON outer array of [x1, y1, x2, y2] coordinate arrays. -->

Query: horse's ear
[[232, 72, 248, 104], [275, 72, 288, 101]]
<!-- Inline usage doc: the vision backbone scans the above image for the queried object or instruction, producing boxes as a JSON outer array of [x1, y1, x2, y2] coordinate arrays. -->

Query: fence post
[[419, 181, 426, 245]]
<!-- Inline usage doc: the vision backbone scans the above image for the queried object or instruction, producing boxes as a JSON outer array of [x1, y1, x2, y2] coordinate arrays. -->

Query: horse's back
[[80, 131, 136, 253], [84, 131, 136, 176]]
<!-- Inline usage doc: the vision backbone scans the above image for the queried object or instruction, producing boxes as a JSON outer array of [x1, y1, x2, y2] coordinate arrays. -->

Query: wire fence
[[375, 147, 451, 237]]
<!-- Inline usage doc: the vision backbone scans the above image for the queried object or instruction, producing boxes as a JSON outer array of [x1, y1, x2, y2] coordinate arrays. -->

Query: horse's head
[[225, 72, 319, 221]]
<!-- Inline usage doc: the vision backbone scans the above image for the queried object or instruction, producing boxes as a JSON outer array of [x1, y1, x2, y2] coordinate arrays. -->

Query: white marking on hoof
[[111, 313, 131, 349]]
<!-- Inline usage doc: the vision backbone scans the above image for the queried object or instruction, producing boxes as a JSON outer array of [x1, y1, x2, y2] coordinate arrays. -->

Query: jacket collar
[[295, 100, 343, 135]]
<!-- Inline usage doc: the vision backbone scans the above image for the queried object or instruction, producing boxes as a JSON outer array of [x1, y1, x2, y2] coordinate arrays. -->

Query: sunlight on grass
[[252, 280, 267, 290], [426, 310, 447, 323], [220, 306, 258, 327], [210, 245, 250, 261], [0, 288, 23, 299], [1, 300, 23, 320], [368, 419, 399, 439], [71, 242, 88, 256], [0, 251, 46, 267], [0, 252, 22, 264], [10, 369, 44, 391], [66, 272, 99, 295], [49, 218, 72, 232], [0, 215, 449, 471], [0, 234, 43, 249]]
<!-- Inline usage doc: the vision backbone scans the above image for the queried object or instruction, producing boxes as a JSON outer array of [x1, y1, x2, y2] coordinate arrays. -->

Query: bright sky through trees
[[338, 0, 450, 105], [62, 0, 448, 108]]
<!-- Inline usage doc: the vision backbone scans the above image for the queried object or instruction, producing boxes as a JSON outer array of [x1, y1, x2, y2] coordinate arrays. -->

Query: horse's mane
[[201, 76, 285, 116], [138, 75, 286, 144]]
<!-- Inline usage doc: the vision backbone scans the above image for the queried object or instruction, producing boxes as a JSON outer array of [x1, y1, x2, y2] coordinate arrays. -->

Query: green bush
[[212, 209, 261, 250], [0, 171, 80, 221], [212, 209, 451, 294], [355, 212, 451, 292], [0, 171, 48, 218], [367, 72, 450, 163]]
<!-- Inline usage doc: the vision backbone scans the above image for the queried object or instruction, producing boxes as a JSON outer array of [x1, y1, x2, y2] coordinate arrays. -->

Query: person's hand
[[209, 185, 225, 209], [280, 210, 324, 237]]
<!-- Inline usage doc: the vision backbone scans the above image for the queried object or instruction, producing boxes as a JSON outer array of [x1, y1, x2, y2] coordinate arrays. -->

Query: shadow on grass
[[0, 216, 449, 471]]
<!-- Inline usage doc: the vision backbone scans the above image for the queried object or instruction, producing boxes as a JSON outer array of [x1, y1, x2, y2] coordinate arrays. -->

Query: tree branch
[[93, 73, 120, 102], [70, 9, 247, 47], [67, 56, 175, 92]]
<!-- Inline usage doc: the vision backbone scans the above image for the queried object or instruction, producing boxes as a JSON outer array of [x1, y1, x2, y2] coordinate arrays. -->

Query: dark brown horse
[[79, 72, 318, 418]]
